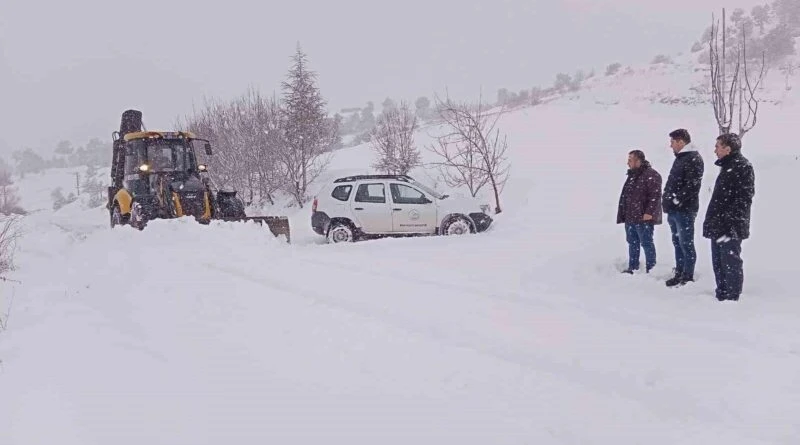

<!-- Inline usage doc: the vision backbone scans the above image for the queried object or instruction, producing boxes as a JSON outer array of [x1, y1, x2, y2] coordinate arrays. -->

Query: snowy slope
[[2, 56, 800, 444]]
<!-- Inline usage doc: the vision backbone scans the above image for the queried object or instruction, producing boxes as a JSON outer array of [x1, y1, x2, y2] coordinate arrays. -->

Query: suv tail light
[[312, 197, 318, 212]]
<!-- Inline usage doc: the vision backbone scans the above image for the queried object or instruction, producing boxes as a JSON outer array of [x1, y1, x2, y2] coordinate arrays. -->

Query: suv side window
[[390, 183, 428, 204], [331, 185, 352, 201], [354, 183, 386, 203]]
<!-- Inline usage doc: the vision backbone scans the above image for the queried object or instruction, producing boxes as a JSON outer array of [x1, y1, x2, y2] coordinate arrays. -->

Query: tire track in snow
[[206, 261, 735, 427], [283, 254, 795, 358]]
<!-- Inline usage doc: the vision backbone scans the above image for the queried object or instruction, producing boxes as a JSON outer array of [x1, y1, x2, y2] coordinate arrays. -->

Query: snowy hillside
[[2, 53, 800, 444]]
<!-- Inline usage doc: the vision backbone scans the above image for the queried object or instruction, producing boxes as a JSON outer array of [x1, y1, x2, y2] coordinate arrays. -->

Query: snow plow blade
[[217, 216, 291, 243]]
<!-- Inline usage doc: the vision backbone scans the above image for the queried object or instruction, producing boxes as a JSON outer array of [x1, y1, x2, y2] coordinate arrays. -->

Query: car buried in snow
[[311, 174, 493, 243]]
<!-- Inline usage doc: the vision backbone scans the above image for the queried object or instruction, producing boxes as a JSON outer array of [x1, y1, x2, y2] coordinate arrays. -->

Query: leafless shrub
[[370, 100, 421, 175]]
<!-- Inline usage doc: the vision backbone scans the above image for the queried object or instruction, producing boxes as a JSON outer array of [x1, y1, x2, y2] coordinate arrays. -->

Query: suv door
[[352, 182, 392, 233], [389, 182, 437, 234]]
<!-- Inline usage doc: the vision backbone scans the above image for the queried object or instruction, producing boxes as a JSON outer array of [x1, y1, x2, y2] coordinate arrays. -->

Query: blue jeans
[[625, 223, 656, 271], [710, 238, 743, 300], [667, 211, 697, 278]]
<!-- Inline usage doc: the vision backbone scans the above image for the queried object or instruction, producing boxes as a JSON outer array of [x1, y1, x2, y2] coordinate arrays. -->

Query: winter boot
[[665, 273, 684, 287]]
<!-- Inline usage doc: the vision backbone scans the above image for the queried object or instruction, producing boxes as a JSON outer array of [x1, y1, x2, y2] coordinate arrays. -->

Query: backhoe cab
[[106, 109, 290, 242]]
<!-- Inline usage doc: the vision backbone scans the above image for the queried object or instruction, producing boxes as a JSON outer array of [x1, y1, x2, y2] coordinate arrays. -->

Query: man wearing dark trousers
[[662, 129, 704, 287], [703, 133, 755, 301], [617, 150, 662, 274]]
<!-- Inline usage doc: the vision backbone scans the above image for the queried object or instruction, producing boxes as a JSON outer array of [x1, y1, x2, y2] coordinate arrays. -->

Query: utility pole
[[75, 172, 80, 196]]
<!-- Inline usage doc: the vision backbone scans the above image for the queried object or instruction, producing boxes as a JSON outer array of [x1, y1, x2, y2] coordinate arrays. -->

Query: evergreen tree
[[279, 44, 339, 206]]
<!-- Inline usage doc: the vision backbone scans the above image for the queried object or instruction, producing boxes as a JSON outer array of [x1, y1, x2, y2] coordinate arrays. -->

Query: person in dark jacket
[[662, 129, 704, 287], [617, 150, 662, 274], [703, 133, 755, 301]]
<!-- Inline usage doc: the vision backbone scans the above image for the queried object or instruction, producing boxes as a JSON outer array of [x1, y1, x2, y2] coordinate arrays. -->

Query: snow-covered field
[[2, 58, 800, 444]]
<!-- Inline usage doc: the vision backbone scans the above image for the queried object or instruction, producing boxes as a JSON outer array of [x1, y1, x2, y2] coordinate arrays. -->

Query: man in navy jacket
[[662, 129, 704, 287], [703, 133, 755, 301]]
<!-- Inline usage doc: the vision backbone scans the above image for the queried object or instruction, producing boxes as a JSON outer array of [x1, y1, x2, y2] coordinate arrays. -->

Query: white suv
[[311, 174, 493, 243]]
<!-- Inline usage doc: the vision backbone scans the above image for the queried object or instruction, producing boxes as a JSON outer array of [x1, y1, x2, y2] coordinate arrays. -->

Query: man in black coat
[[703, 133, 755, 301], [662, 129, 704, 287], [617, 150, 662, 274]]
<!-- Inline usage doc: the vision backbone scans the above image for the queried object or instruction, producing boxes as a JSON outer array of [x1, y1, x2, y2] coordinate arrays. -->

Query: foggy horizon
[[1, 0, 765, 157]]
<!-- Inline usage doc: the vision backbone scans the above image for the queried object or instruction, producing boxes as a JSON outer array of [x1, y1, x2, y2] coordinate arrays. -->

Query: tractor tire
[[110, 205, 124, 228], [129, 202, 148, 231]]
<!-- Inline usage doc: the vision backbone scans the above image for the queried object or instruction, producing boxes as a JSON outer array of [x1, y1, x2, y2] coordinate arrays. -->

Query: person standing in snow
[[662, 129, 704, 287], [617, 150, 662, 274], [703, 133, 755, 302]]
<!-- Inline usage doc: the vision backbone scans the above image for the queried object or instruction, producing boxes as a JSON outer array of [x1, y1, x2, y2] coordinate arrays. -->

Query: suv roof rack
[[333, 174, 414, 183]]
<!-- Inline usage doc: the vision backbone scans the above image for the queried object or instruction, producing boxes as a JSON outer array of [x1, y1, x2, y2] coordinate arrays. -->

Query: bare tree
[[430, 132, 487, 198], [230, 88, 287, 205], [179, 97, 253, 197], [429, 92, 510, 213], [0, 290, 11, 331], [0, 215, 19, 334], [779, 61, 797, 90], [709, 8, 767, 139], [178, 87, 287, 206], [0, 169, 21, 215], [370, 100, 421, 175], [0, 215, 20, 276]]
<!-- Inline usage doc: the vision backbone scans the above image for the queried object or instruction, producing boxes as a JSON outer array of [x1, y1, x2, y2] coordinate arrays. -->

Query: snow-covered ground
[[2, 57, 800, 444]]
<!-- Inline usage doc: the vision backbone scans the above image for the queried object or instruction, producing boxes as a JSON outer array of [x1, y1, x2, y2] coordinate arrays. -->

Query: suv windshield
[[146, 140, 195, 172], [409, 180, 446, 200]]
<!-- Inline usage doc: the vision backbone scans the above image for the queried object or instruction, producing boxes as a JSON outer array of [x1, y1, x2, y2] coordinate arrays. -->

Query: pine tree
[[279, 44, 339, 206]]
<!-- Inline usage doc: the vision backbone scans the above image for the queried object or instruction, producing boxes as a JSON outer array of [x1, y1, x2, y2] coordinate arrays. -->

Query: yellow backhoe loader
[[106, 109, 290, 242]]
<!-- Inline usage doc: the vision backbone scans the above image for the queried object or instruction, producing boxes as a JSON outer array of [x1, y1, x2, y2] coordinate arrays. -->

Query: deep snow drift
[[2, 57, 800, 444]]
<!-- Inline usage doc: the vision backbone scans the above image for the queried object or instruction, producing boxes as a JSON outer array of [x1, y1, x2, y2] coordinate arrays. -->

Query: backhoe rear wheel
[[129, 202, 147, 231], [110, 206, 121, 228], [110, 204, 129, 228]]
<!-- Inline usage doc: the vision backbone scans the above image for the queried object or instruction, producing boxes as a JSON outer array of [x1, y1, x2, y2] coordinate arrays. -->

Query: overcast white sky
[[0, 0, 766, 157]]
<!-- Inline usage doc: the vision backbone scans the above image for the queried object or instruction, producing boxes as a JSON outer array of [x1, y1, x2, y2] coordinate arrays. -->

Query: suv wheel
[[442, 215, 473, 235], [327, 223, 355, 243]]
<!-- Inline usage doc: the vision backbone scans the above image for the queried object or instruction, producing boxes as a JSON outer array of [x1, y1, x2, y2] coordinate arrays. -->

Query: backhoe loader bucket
[[218, 216, 291, 243]]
